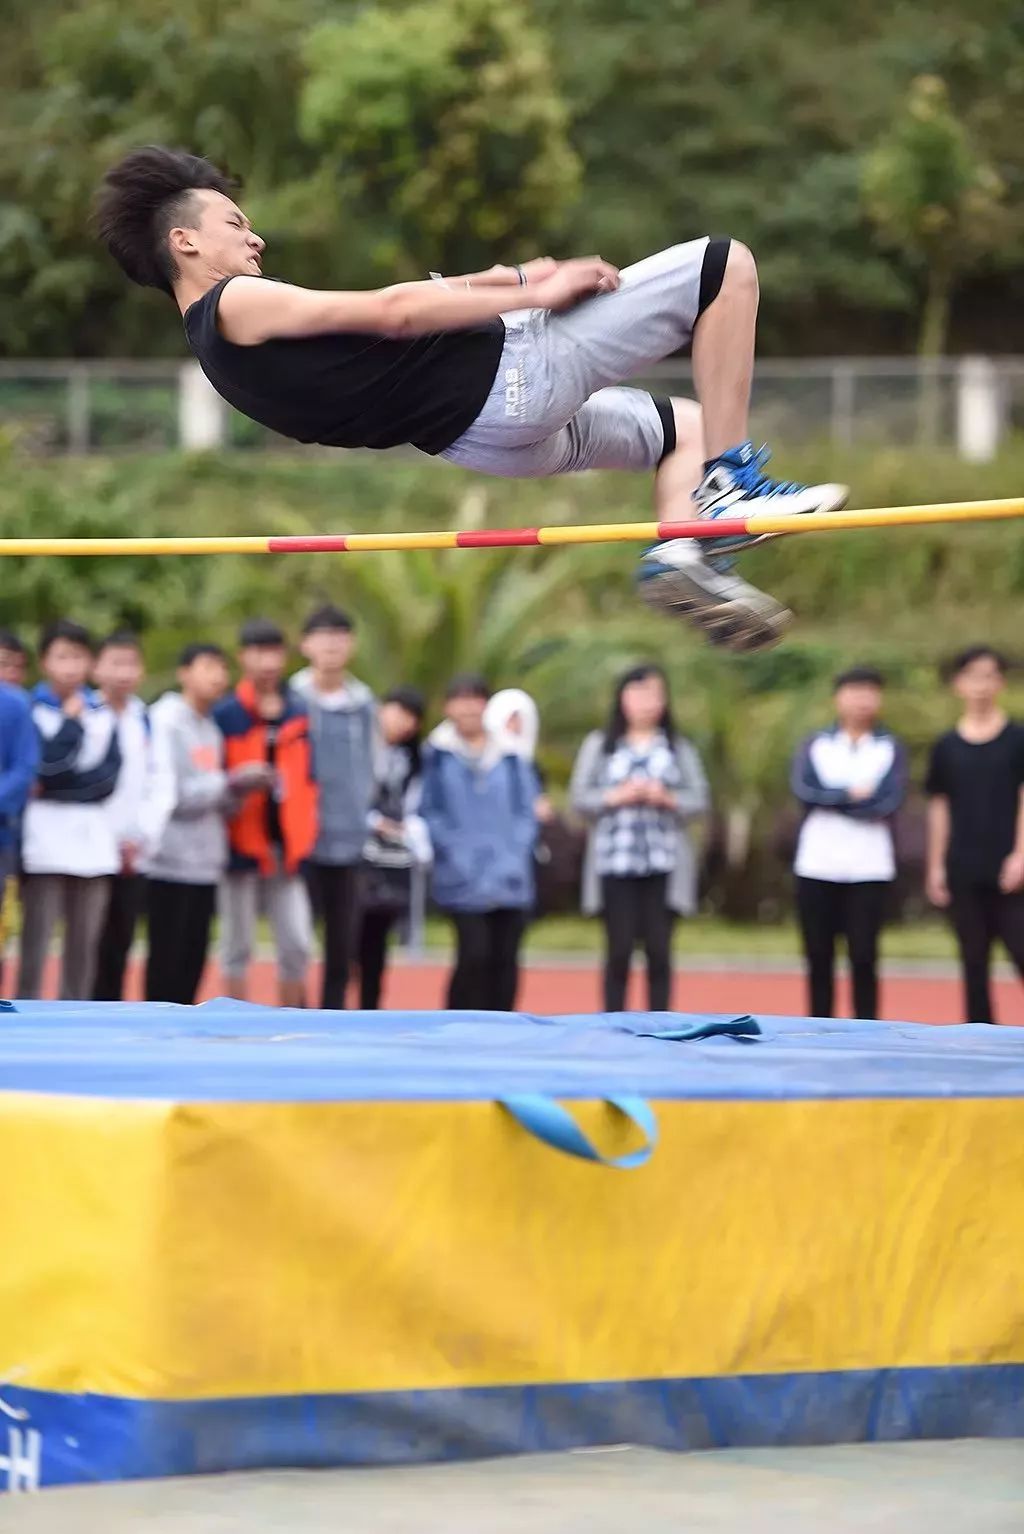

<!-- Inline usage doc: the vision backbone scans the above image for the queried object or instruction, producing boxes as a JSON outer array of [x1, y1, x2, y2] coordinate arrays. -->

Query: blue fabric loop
[[499, 1094, 657, 1169], [637, 1015, 761, 1042]]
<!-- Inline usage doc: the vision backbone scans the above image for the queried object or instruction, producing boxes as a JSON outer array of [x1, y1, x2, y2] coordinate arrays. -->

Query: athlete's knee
[[664, 397, 704, 464], [724, 239, 758, 297], [670, 396, 703, 442], [697, 237, 758, 316]]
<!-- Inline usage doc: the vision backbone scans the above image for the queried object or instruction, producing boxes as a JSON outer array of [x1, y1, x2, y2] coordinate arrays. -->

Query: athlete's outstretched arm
[[216, 260, 619, 345], [440, 258, 560, 287]]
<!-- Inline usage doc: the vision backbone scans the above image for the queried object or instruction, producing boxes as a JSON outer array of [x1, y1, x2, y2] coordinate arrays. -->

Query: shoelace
[[728, 443, 805, 498]]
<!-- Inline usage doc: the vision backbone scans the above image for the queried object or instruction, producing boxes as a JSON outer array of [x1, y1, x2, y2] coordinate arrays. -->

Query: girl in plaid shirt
[[571, 665, 708, 1012]]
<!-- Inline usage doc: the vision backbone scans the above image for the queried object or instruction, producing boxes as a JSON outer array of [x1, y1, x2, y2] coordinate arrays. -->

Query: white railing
[[642, 356, 1024, 464], [1, 356, 1022, 460]]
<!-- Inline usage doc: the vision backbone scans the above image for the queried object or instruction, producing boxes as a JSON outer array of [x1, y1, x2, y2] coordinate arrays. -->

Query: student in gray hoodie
[[140, 643, 271, 1004], [291, 606, 377, 1009]]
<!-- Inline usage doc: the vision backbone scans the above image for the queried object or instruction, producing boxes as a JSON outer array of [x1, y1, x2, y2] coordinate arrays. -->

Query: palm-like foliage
[[7, 446, 1024, 914]]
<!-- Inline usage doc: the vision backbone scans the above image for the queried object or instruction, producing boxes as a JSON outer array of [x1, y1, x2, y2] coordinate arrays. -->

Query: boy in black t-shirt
[[925, 645, 1024, 1023]]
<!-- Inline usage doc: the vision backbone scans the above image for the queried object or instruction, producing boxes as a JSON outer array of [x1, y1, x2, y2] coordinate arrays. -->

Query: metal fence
[[642, 356, 1024, 462], [1, 355, 1022, 460]]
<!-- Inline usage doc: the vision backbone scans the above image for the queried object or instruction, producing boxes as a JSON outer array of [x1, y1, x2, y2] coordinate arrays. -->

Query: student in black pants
[[926, 646, 1024, 1024], [794, 881, 889, 1020], [791, 668, 907, 1019], [145, 877, 218, 1005], [600, 874, 677, 1012], [446, 910, 525, 1011]]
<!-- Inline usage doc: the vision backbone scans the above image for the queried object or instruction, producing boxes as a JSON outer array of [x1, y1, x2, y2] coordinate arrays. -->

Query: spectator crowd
[[0, 614, 1021, 1025]]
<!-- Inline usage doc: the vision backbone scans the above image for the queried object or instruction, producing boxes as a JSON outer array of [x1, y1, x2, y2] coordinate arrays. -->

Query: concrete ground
[[5, 1442, 1023, 1533]]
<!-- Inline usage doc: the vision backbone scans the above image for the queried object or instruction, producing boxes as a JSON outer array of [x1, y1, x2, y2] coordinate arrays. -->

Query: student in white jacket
[[19, 621, 121, 1000], [790, 667, 908, 1019]]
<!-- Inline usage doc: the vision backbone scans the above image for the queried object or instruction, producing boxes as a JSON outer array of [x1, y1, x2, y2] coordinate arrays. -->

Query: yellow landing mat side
[[2, 1094, 1021, 1399]]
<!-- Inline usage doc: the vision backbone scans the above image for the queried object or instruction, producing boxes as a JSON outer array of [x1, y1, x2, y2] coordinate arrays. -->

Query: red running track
[[70, 956, 1024, 1025], [349, 962, 1024, 1025]]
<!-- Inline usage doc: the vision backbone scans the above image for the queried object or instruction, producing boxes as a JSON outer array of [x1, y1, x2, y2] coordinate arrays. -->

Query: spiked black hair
[[95, 146, 239, 295]]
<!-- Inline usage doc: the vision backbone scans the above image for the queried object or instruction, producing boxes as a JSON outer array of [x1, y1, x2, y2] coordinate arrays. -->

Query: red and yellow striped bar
[[0, 497, 1020, 557]]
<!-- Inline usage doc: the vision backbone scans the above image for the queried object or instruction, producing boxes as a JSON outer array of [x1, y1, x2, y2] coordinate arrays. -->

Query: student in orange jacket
[[215, 619, 318, 1007]]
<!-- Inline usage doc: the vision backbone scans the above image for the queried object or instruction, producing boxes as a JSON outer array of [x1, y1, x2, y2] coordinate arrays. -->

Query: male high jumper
[[96, 147, 848, 651]]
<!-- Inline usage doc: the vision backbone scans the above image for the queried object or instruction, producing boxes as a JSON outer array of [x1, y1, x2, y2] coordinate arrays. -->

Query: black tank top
[[183, 277, 505, 455]]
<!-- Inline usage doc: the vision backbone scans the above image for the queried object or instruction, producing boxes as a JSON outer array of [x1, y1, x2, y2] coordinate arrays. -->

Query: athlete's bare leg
[[654, 399, 705, 518], [691, 242, 758, 461]]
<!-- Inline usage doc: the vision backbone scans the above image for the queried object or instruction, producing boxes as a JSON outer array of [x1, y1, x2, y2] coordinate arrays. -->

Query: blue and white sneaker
[[635, 442, 847, 652], [637, 539, 791, 653], [694, 441, 849, 555]]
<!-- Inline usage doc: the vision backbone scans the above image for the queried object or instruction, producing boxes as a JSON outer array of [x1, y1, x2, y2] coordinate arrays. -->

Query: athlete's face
[[170, 189, 265, 280]]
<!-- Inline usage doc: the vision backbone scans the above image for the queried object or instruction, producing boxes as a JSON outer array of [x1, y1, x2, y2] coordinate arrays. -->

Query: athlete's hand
[[534, 257, 620, 312], [517, 257, 560, 284]]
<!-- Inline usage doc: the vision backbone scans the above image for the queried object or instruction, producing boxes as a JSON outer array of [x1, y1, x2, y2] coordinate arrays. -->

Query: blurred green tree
[[862, 75, 1005, 361], [299, 0, 581, 278], [1, 0, 1023, 355]]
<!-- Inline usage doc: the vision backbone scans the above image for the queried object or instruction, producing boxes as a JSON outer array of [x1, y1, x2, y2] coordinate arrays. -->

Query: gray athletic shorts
[[219, 868, 313, 983], [440, 237, 715, 478]]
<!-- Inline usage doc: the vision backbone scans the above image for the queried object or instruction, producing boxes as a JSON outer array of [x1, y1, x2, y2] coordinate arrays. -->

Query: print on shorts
[[504, 364, 524, 419]]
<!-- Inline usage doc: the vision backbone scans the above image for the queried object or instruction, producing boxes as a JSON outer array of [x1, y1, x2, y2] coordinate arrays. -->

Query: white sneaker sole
[[639, 562, 792, 653]]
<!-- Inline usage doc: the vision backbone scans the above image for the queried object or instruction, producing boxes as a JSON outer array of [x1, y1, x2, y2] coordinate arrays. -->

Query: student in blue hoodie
[[420, 675, 538, 1011], [0, 682, 40, 994]]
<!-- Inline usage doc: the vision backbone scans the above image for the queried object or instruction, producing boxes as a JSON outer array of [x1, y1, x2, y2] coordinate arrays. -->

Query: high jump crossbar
[[0, 497, 1021, 556]]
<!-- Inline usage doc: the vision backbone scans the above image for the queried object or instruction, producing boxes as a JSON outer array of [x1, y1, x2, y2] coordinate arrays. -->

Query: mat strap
[[499, 1094, 657, 1168]]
